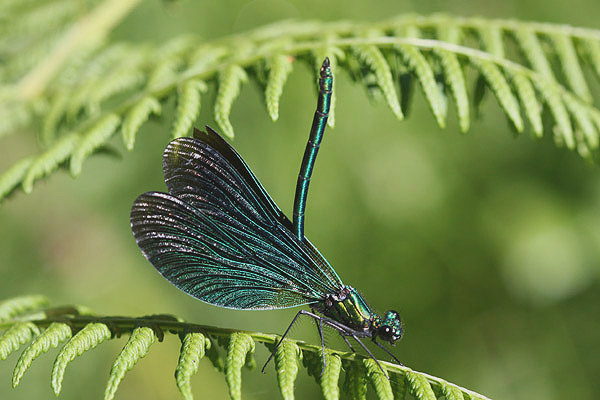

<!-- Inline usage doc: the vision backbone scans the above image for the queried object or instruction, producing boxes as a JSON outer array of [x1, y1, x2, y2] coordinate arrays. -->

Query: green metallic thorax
[[320, 286, 375, 332]]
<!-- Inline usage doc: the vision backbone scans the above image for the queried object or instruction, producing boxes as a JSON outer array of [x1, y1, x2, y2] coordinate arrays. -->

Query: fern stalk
[[4, 14, 600, 200], [0, 308, 491, 400]]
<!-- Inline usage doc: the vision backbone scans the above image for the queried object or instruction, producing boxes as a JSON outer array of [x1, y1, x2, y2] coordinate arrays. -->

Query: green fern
[[69, 113, 121, 177], [273, 338, 301, 400], [391, 373, 409, 400], [0, 295, 492, 400], [215, 64, 249, 139], [12, 322, 72, 387], [304, 350, 343, 400], [265, 54, 294, 121], [20, 132, 81, 194], [364, 358, 393, 400], [51, 322, 112, 394], [122, 95, 162, 150], [352, 38, 404, 121], [104, 326, 157, 400], [175, 331, 210, 400], [406, 370, 437, 400], [0, 322, 40, 360], [343, 359, 368, 400], [172, 79, 207, 139], [3, 6, 600, 201]]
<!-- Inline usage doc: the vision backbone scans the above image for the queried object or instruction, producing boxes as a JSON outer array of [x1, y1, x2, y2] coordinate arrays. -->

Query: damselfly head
[[374, 310, 403, 344]]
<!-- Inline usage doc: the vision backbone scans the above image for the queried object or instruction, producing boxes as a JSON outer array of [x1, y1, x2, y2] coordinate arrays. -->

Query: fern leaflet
[[0, 295, 493, 400]]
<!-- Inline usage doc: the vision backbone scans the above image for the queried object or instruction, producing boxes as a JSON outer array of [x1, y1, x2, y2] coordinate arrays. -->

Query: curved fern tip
[[12, 322, 72, 389], [175, 331, 210, 400], [265, 54, 294, 122], [104, 327, 157, 400], [225, 332, 256, 400], [21, 180, 34, 195]]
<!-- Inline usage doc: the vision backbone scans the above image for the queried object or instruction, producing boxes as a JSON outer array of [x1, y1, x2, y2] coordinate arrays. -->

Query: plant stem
[[1, 311, 491, 400]]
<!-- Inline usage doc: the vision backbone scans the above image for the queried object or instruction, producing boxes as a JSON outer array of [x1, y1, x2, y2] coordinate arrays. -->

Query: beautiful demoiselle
[[130, 58, 403, 374]]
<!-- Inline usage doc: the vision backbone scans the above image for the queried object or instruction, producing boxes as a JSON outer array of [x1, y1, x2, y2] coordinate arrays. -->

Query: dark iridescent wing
[[130, 127, 343, 310]]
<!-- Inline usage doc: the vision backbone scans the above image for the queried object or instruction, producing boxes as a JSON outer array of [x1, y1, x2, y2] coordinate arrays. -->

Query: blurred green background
[[2, 0, 600, 399]]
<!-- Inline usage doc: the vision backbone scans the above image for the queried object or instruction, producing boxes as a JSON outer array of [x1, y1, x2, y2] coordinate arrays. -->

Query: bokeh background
[[2, 0, 600, 399]]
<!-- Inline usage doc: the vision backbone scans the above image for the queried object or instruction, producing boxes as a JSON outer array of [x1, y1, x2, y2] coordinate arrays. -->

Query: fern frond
[[507, 73, 543, 137], [265, 54, 294, 121], [396, 44, 445, 127], [343, 359, 368, 400], [175, 332, 210, 400], [304, 351, 342, 400], [273, 339, 301, 400], [439, 380, 465, 400], [12, 322, 71, 387], [563, 93, 599, 150], [0, 0, 81, 53], [67, 43, 133, 87], [15, 0, 143, 101], [0, 295, 48, 322], [436, 21, 463, 46], [549, 34, 591, 102], [146, 58, 181, 91], [51, 322, 111, 395], [70, 113, 121, 177], [215, 64, 248, 138], [470, 59, 523, 132], [86, 68, 145, 116], [352, 42, 404, 120], [475, 24, 505, 57], [105, 326, 157, 400], [579, 38, 600, 80], [512, 28, 555, 79], [435, 49, 469, 132], [391, 374, 409, 399], [364, 358, 393, 399], [172, 79, 207, 139], [0, 322, 40, 360], [122, 96, 161, 150], [321, 353, 342, 400], [406, 369, 437, 400], [21, 132, 80, 194], [1, 32, 60, 83], [4, 12, 600, 203], [0, 296, 492, 400], [187, 46, 228, 74], [41, 92, 69, 145], [225, 332, 255, 400], [534, 80, 575, 148]]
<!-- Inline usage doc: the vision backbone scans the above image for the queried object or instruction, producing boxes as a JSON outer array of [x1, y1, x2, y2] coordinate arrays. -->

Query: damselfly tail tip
[[319, 57, 332, 79]]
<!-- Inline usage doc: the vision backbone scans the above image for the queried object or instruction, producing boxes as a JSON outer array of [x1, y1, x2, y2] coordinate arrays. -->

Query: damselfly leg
[[261, 309, 392, 379]]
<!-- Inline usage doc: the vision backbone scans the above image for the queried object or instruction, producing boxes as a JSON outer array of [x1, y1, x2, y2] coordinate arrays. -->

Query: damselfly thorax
[[315, 286, 374, 332]]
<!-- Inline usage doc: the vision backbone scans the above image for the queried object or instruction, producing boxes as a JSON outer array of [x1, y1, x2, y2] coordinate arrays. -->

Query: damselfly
[[130, 58, 403, 374]]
